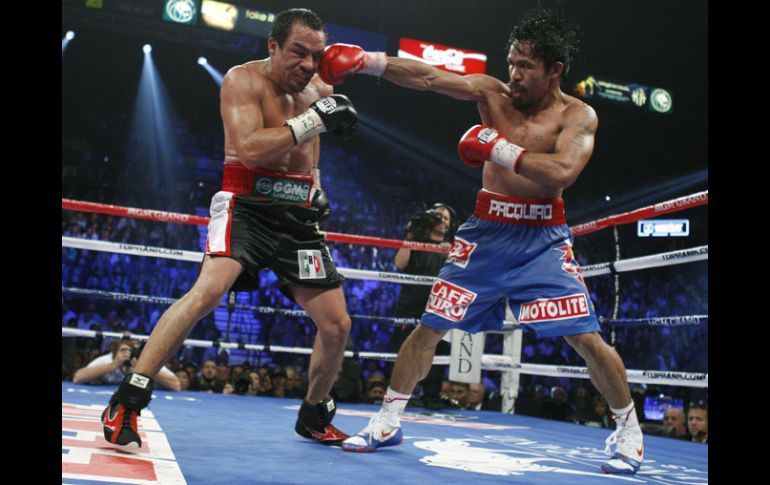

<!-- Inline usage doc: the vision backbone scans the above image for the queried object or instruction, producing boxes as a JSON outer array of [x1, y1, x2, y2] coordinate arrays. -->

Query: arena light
[[199, 58, 224, 86], [126, 45, 184, 207], [62, 31, 76, 54], [143, 44, 152, 54]]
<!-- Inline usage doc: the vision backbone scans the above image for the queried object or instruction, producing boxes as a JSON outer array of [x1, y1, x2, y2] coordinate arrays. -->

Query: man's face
[[664, 408, 685, 434], [202, 361, 216, 379], [175, 370, 190, 390], [507, 41, 555, 110], [216, 364, 230, 381], [285, 368, 302, 389], [432, 207, 452, 236], [687, 408, 708, 437], [465, 384, 485, 407], [368, 386, 385, 399], [113, 344, 133, 362], [449, 384, 468, 402], [269, 23, 326, 93]]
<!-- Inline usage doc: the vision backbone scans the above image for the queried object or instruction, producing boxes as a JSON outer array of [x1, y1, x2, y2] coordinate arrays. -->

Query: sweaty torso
[[223, 60, 327, 173], [477, 88, 580, 199]]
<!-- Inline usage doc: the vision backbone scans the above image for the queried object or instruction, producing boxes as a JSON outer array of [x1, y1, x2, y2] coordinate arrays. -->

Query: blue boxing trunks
[[420, 189, 600, 338]]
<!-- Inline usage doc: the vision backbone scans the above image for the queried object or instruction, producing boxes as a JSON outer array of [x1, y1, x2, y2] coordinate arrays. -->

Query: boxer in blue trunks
[[320, 8, 644, 475]]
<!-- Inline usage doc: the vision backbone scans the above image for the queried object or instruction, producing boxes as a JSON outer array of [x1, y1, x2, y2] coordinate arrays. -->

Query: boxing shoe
[[102, 400, 143, 451], [601, 411, 644, 474], [295, 397, 349, 446], [341, 411, 403, 452], [101, 372, 154, 452]]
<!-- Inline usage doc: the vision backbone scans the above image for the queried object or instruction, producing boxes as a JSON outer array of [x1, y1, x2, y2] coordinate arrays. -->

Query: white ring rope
[[61, 327, 707, 388], [581, 245, 708, 277], [62, 236, 708, 286]]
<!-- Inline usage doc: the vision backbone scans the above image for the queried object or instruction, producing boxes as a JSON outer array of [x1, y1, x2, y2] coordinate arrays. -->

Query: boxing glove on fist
[[319, 43, 388, 85], [457, 125, 526, 173], [285, 94, 358, 145], [311, 187, 331, 224]]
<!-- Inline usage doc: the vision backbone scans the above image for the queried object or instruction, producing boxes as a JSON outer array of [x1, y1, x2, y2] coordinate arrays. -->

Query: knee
[[189, 283, 228, 315], [410, 324, 447, 350], [317, 314, 352, 341], [565, 332, 605, 358]]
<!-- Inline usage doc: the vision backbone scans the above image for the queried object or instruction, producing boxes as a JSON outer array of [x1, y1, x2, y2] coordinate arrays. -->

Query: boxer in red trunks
[[101, 8, 358, 451]]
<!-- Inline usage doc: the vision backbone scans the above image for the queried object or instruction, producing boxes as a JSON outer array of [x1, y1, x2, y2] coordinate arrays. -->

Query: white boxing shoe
[[601, 409, 644, 475], [341, 412, 403, 453]]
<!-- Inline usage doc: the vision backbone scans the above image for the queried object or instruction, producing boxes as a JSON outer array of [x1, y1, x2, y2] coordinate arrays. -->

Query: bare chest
[[479, 101, 562, 153], [261, 90, 318, 129]]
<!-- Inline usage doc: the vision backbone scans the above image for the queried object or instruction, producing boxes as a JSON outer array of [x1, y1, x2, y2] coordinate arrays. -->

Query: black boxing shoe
[[102, 400, 143, 451], [101, 373, 154, 452], [294, 397, 349, 446]]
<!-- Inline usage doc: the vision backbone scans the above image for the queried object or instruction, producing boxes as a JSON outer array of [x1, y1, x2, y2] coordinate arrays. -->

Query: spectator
[[687, 403, 708, 443], [663, 407, 688, 440], [390, 203, 455, 409], [514, 385, 542, 417], [365, 381, 387, 404], [446, 381, 469, 409], [74, 338, 181, 391], [213, 363, 231, 393], [283, 365, 306, 399], [331, 358, 362, 403], [569, 386, 595, 424], [586, 396, 615, 429], [541, 386, 572, 422], [245, 371, 263, 396], [197, 360, 218, 393], [175, 369, 191, 391], [462, 382, 486, 411]]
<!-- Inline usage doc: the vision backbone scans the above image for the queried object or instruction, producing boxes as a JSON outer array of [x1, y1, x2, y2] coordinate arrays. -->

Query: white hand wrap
[[285, 109, 326, 145], [361, 52, 388, 77], [490, 140, 526, 174]]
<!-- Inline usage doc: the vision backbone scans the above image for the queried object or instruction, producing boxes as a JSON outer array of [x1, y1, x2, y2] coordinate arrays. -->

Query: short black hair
[[269, 8, 327, 47], [508, 8, 579, 77]]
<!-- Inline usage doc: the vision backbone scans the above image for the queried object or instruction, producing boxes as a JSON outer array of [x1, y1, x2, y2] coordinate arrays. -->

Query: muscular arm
[[516, 104, 598, 188], [220, 66, 296, 169], [382, 57, 507, 101], [73, 359, 118, 384]]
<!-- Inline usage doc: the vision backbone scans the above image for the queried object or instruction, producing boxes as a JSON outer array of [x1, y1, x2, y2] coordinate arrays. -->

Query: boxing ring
[[61, 191, 708, 484]]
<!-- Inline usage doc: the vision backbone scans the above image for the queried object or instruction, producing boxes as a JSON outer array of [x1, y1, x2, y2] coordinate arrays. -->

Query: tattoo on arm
[[570, 112, 594, 148]]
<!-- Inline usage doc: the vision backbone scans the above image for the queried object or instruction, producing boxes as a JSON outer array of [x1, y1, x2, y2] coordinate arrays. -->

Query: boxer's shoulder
[[560, 97, 598, 128], [223, 61, 269, 97]]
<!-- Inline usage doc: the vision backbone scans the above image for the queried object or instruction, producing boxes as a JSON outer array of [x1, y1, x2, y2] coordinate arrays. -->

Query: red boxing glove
[[319, 44, 364, 85], [319, 43, 388, 86], [457, 125, 526, 172]]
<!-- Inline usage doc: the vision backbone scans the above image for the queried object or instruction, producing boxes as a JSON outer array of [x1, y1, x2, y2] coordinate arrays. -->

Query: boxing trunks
[[421, 189, 600, 338], [205, 163, 344, 297]]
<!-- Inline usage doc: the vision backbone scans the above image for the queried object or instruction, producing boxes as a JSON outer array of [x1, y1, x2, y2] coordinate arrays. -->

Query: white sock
[[611, 402, 639, 427], [381, 387, 410, 423]]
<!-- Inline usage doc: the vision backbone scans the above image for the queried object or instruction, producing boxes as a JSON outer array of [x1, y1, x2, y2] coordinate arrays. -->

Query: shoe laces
[[605, 414, 639, 456], [367, 412, 398, 441], [604, 428, 620, 454]]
